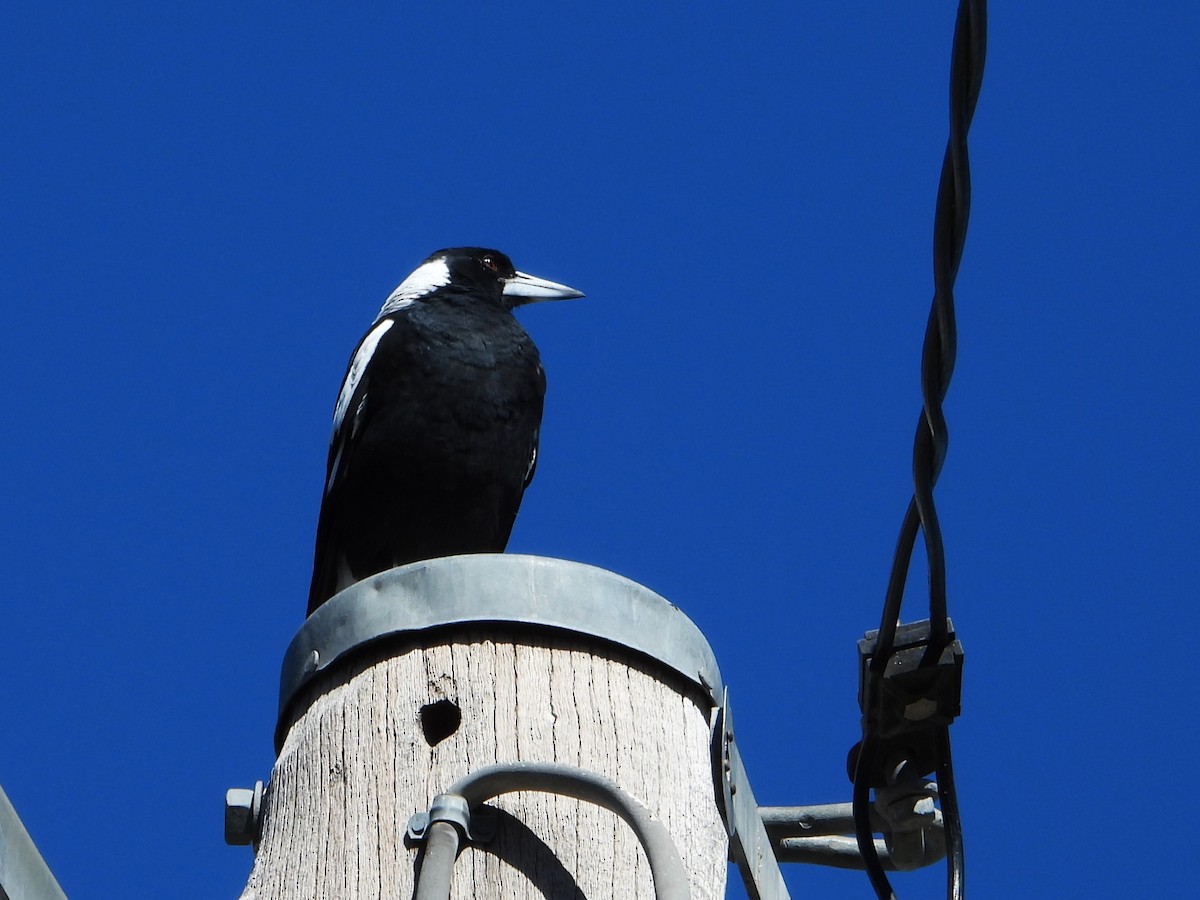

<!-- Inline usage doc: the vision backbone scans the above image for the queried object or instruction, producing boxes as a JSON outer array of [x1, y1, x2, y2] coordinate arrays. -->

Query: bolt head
[[406, 812, 430, 840], [225, 781, 263, 846]]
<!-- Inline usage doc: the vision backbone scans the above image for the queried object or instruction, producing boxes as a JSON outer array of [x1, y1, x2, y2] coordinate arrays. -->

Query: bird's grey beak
[[502, 271, 585, 305]]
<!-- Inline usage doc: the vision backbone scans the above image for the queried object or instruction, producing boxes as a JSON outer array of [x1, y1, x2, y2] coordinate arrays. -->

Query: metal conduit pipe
[[413, 820, 467, 900], [412, 761, 691, 900], [758, 799, 945, 870]]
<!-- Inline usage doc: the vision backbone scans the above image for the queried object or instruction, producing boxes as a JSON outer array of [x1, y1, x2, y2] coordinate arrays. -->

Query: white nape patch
[[376, 257, 450, 317], [331, 318, 394, 440]]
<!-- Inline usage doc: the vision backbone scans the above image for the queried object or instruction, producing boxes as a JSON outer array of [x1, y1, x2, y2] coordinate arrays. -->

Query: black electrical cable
[[873, 0, 986, 670], [852, 737, 896, 900], [854, 3, 986, 899], [936, 725, 965, 900]]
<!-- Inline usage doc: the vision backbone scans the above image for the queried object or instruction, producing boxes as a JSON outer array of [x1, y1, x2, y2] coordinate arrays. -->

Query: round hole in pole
[[420, 699, 462, 746]]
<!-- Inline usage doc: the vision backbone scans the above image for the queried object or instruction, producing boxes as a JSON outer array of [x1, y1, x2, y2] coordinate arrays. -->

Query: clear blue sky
[[3, 4, 1197, 898]]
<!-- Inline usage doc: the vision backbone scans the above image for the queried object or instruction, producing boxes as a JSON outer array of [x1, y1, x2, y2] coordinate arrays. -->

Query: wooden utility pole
[[239, 555, 728, 899]]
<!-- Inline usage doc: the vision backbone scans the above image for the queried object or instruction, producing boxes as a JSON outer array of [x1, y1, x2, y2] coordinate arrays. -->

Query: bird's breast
[[362, 302, 545, 465]]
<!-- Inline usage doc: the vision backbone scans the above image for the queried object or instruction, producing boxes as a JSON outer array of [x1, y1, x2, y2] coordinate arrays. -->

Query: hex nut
[[225, 781, 264, 846]]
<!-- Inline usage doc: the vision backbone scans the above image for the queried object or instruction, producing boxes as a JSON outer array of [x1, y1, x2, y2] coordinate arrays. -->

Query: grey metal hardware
[[714, 696, 790, 900], [224, 780, 264, 846], [0, 784, 68, 900], [406, 795, 497, 844], [715, 691, 946, 891], [408, 761, 690, 900], [231, 555, 948, 892], [760, 801, 945, 870], [276, 554, 724, 750]]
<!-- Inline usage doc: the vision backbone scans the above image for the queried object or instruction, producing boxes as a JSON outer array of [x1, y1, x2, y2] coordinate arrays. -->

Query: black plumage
[[307, 248, 583, 616]]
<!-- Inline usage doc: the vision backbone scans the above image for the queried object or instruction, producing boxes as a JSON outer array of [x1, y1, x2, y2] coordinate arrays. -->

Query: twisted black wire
[[873, 0, 987, 667], [855, 3, 986, 899]]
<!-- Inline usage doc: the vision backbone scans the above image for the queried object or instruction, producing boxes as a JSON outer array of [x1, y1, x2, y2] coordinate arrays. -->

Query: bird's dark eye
[[481, 255, 499, 273]]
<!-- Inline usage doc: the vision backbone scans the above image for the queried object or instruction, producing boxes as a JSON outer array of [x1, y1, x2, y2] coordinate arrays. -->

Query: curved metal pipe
[[412, 761, 691, 900]]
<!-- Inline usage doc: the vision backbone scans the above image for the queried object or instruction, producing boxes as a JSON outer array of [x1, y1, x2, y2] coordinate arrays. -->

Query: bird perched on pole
[[306, 248, 583, 616]]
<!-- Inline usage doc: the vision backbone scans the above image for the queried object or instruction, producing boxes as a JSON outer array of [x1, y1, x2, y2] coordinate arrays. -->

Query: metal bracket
[[406, 795, 497, 844], [712, 691, 946, 891], [855, 617, 964, 784], [277, 555, 724, 751], [759, 798, 945, 871], [0, 783, 68, 900], [714, 693, 791, 900]]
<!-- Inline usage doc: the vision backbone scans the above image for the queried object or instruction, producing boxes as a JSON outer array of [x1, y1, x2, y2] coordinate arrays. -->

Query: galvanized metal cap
[[276, 554, 722, 751]]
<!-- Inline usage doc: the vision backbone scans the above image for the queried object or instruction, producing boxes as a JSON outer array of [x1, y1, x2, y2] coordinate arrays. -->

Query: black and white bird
[[306, 247, 583, 616]]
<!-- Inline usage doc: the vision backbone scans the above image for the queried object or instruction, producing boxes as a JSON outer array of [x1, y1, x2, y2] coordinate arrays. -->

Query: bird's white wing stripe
[[331, 318, 394, 439], [326, 443, 345, 496], [524, 442, 537, 484]]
